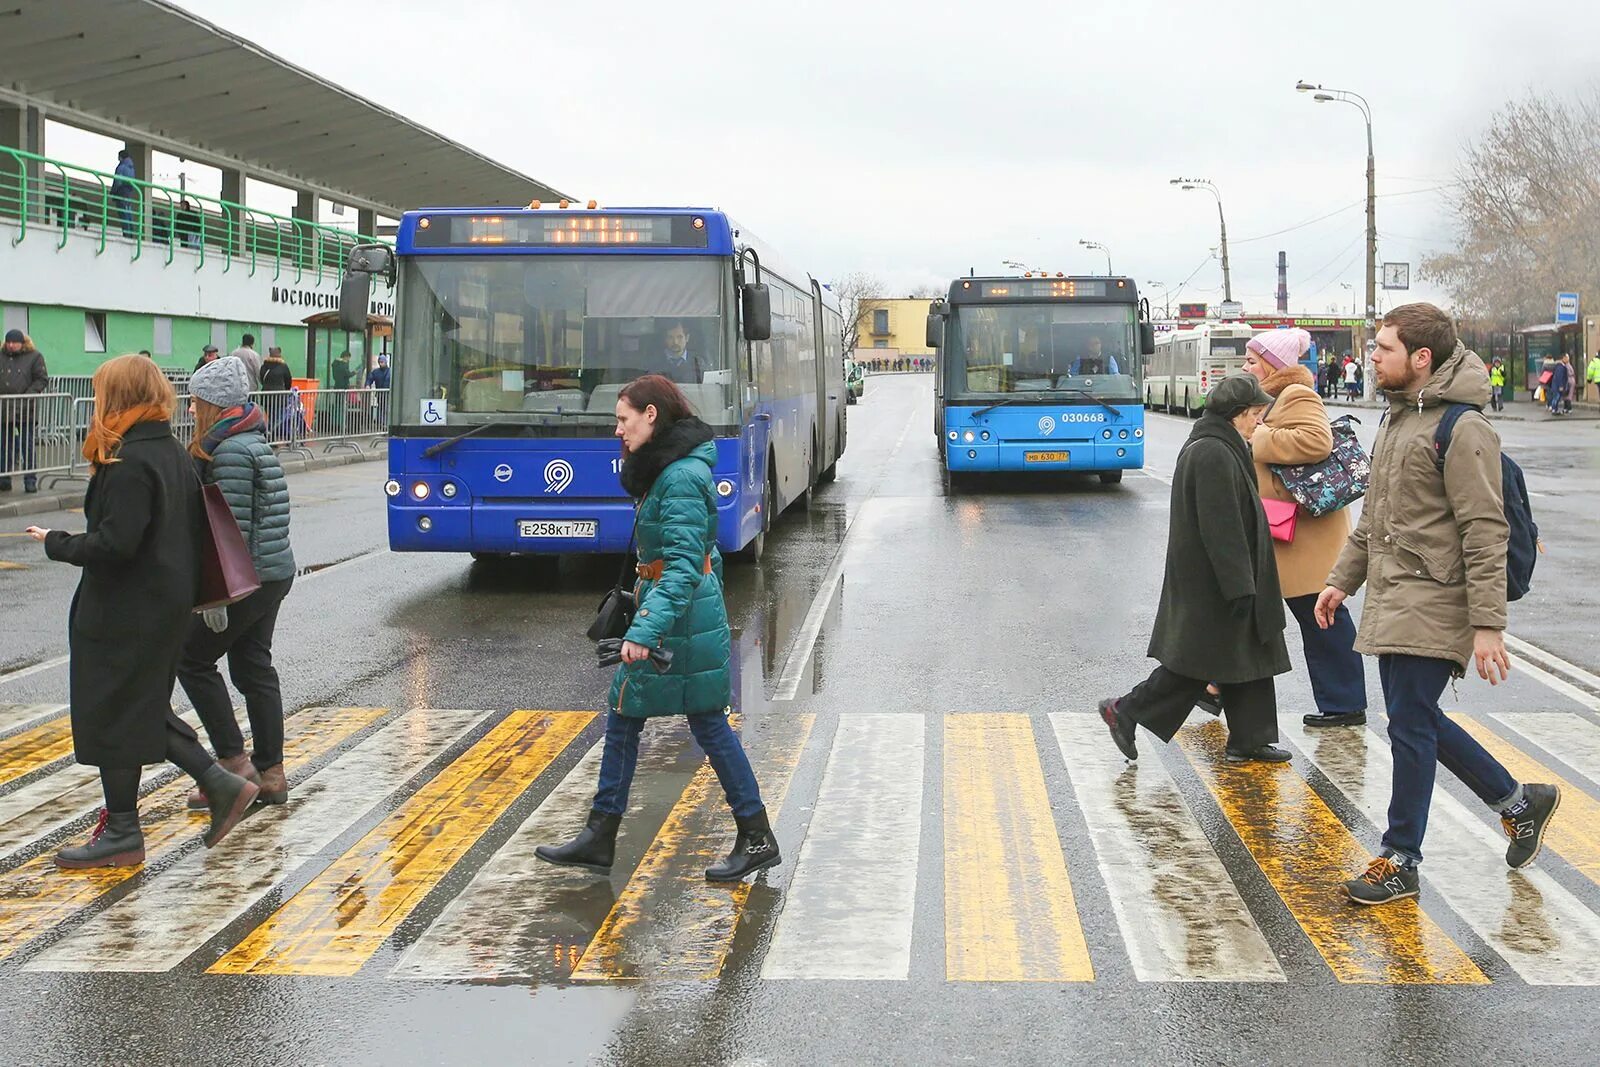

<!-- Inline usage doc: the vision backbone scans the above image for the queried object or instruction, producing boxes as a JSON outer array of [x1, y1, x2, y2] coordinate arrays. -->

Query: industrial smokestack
[[1276, 251, 1288, 314]]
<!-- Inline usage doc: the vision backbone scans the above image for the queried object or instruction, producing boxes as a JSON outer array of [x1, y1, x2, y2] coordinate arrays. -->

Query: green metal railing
[[0, 145, 389, 283]]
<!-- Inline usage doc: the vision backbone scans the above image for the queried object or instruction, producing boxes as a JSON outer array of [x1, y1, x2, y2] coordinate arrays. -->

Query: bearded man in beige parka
[[1314, 303, 1560, 906]]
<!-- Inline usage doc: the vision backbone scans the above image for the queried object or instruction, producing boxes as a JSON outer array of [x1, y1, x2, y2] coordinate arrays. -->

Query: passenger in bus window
[[649, 320, 707, 384], [1070, 335, 1121, 376]]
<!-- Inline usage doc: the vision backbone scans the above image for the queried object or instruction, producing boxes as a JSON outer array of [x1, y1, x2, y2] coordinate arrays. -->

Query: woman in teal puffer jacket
[[538, 375, 779, 883], [177, 356, 297, 809]]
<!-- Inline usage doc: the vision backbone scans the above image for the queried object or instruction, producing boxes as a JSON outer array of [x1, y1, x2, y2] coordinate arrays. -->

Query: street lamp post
[[1340, 281, 1356, 316], [1169, 178, 1232, 302], [1298, 80, 1376, 399], [1078, 239, 1112, 275], [1146, 280, 1175, 319]]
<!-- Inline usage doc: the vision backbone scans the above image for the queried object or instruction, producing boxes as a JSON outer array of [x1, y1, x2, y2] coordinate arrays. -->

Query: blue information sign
[[1557, 292, 1580, 324]]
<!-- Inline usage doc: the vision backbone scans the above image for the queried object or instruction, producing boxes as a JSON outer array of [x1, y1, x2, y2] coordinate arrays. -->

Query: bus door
[[810, 279, 838, 470]]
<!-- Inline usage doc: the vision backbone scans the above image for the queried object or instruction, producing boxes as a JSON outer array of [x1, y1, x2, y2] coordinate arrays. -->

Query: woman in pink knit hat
[[1237, 328, 1367, 727]]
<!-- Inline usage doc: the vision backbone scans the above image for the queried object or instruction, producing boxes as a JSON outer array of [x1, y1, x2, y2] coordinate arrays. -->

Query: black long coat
[[45, 422, 205, 767], [1147, 414, 1290, 684]]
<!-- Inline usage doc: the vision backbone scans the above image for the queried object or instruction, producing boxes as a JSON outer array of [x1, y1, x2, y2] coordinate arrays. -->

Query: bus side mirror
[[339, 271, 372, 333], [1140, 322, 1156, 356], [926, 314, 944, 349], [742, 284, 772, 342]]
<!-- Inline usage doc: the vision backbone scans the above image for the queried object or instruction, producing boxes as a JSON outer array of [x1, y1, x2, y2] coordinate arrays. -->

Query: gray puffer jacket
[[207, 429, 295, 582]]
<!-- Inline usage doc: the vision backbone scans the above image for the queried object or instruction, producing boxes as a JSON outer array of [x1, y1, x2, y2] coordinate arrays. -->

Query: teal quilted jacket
[[205, 431, 296, 583]]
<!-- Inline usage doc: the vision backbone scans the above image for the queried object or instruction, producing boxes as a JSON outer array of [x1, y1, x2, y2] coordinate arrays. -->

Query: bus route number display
[[415, 213, 711, 248], [981, 280, 1106, 299]]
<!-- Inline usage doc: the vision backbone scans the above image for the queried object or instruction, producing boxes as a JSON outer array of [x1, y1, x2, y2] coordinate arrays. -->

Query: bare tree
[[1426, 88, 1600, 323], [832, 272, 884, 356], [908, 284, 944, 299]]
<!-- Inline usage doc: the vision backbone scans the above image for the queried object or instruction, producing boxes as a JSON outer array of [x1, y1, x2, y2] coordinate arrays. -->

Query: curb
[[0, 446, 386, 520]]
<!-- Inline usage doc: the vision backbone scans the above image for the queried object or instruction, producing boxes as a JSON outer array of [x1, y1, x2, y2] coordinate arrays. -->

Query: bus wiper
[[1057, 388, 1123, 418], [421, 421, 503, 458], [970, 397, 1023, 418]]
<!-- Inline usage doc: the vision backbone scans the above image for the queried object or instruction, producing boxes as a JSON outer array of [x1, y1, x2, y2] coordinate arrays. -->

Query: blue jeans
[[593, 709, 764, 819], [1380, 654, 1518, 864], [1285, 594, 1366, 715], [0, 420, 36, 485]]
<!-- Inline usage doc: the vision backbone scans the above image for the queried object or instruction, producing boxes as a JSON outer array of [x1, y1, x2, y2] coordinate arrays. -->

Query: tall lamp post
[[1146, 280, 1175, 319], [1169, 178, 1232, 302], [1078, 239, 1112, 275], [1297, 79, 1375, 398], [1340, 281, 1356, 316]]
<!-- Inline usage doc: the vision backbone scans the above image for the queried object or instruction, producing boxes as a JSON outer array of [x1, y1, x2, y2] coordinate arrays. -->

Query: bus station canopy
[[0, 0, 567, 215]]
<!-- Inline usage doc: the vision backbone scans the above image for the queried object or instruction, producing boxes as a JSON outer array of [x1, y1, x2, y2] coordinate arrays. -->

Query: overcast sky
[[152, 0, 1593, 314]]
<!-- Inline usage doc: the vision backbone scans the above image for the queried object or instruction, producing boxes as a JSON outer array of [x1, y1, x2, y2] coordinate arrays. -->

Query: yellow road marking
[[1177, 720, 1486, 984], [944, 713, 1092, 982], [0, 716, 75, 788], [1452, 714, 1600, 887], [211, 710, 592, 976], [571, 713, 814, 981], [0, 560, 28, 569], [0, 707, 388, 963]]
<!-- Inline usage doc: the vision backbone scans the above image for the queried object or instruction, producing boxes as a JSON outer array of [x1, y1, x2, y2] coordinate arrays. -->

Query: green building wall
[[10, 303, 308, 379]]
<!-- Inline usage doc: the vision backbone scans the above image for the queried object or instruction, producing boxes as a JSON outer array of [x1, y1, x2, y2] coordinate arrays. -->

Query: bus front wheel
[[1099, 471, 1123, 485], [736, 474, 773, 564]]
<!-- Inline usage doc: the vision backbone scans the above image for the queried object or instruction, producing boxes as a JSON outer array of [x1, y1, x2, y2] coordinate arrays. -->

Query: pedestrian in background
[[1548, 355, 1571, 416], [538, 374, 781, 882], [365, 352, 391, 390], [1319, 304, 1559, 906], [1587, 351, 1600, 403], [259, 346, 293, 393], [1488, 357, 1506, 412], [1560, 354, 1576, 413], [1242, 329, 1367, 727], [178, 357, 296, 810], [1, 329, 49, 494], [1099, 374, 1293, 765], [110, 150, 138, 238], [230, 333, 262, 388], [1343, 357, 1360, 400], [25, 355, 258, 869], [194, 343, 220, 373]]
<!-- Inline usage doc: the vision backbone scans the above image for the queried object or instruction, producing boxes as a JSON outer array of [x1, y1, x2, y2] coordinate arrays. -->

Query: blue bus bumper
[[942, 402, 1146, 473], [388, 495, 745, 554], [944, 439, 1144, 472]]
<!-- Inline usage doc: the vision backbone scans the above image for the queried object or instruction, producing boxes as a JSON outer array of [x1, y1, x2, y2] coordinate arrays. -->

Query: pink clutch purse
[[1262, 498, 1299, 543]]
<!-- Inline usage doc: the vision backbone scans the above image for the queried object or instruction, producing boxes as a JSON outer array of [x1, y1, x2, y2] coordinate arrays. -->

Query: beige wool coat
[[1249, 365, 1352, 599]]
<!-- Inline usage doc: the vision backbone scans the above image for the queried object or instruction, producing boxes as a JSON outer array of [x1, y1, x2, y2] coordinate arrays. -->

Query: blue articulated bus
[[338, 207, 846, 562], [927, 276, 1156, 490]]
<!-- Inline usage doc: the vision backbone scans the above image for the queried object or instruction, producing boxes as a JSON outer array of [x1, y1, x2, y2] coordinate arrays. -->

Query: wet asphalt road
[[1, 376, 1600, 1065]]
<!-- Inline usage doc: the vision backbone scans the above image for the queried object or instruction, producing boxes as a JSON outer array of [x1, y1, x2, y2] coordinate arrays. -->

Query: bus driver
[[1070, 335, 1121, 376], [650, 320, 707, 385]]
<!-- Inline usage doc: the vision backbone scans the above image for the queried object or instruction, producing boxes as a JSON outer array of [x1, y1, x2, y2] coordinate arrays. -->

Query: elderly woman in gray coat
[[178, 356, 297, 808], [1099, 374, 1293, 764]]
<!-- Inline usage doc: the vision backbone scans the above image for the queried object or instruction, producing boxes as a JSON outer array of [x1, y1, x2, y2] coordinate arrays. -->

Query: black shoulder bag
[[586, 504, 641, 642]]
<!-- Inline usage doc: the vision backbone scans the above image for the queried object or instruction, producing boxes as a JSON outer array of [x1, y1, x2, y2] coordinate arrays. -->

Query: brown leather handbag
[[196, 482, 261, 610]]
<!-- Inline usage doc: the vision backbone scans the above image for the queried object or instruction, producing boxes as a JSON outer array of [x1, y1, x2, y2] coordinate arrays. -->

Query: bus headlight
[[716, 479, 735, 498], [1102, 429, 1113, 440], [384, 479, 401, 498], [418, 516, 433, 531], [963, 430, 975, 443], [980, 431, 990, 441], [948, 431, 958, 441], [411, 481, 430, 501], [1134, 428, 1144, 438], [440, 482, 458, 499]]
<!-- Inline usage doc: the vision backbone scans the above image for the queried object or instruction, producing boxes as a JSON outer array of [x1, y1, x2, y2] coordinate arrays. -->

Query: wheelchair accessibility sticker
[[421, 398, 447, 425]]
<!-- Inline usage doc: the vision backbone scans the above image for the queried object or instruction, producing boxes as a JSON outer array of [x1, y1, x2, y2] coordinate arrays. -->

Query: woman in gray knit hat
[[1098, 374, 1293, 764], [177, 356, 298, 808]]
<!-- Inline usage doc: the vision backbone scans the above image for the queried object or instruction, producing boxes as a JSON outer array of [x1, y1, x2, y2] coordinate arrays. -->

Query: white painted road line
[[762, 714, 925, 981], [0, 702, 65, 734], [1507, 654, 1600, 714], [1050, 713, 1284, 983], [24, 708, 483, 973], [0, 657, 69, 687], [1283, 715, 1600, 985], [1490, 713, 1600, 788], [1506, 634, 1600, 695]]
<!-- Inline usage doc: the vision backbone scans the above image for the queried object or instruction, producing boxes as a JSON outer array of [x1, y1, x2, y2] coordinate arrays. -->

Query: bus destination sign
[[414, 213, 711, 249], [981, 280, 1106, 299]]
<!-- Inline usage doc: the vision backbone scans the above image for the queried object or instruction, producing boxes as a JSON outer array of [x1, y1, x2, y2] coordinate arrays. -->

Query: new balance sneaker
[[1502, 783, 1561, 870], [1344, 854, 1419, 906]]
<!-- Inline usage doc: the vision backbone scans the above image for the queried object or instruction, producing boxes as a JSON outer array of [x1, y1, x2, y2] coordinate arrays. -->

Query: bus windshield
[[949, 303, 1141, 398], [394, 255, 734, 434], [1209, 337, 1249, 359]]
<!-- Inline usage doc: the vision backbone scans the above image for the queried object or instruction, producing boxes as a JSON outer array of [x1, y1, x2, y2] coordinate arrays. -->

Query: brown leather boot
[[187, 753, 259, 811], [256, 763, 288, 805]]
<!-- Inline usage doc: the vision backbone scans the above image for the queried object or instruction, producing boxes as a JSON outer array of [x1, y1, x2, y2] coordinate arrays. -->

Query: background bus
[[339, 207, 845, 563], [1145, 321, 1254, 415], [927, 276, 1155, 489]]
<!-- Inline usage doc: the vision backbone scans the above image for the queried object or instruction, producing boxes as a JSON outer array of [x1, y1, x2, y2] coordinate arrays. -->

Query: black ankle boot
[[535, 808, 622, 873], [55, 809, 145, 869], [198, 763, 259, 849], [706, 808, 781, 882]]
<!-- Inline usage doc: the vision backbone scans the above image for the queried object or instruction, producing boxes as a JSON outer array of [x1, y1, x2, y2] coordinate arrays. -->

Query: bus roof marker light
[[418, 217, 430, 230], [528, 200, 541, 209], [587, 200, 598, 210], [692, 217, 705, 229]]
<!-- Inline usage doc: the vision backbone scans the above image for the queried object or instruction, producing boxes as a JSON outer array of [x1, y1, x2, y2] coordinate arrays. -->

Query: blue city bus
[[338, 207, 846, 562], [926, 276, 1155, 490]]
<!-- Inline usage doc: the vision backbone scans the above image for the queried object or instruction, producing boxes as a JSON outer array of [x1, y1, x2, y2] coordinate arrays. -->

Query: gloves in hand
[[1227, 596, 1254, 622], [202, 606, 229, 633]]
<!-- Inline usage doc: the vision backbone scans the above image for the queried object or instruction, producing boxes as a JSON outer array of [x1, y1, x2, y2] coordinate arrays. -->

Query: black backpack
[[1434, 403, 1538, 602]]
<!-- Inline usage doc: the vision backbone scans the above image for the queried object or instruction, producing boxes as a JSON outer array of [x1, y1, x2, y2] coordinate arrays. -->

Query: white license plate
[[518, 520, 597, 539]]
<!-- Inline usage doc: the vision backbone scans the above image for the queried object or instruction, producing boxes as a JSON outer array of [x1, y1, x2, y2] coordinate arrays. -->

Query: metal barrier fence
[[0, 388, 389, 489]]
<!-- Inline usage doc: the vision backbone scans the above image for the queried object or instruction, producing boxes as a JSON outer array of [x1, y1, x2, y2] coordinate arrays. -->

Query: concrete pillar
[[292, 189, 317, 270], [356, 207, 376, 239], [220, 166, 245, 254], [121, 139, 154, 240], [0, 105, 45, 223]]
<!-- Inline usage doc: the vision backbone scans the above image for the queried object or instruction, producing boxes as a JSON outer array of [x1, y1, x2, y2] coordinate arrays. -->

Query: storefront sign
[[270, 285, 394, 319]]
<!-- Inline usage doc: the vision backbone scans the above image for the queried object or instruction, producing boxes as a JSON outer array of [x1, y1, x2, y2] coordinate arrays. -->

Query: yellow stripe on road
[[1453, 714, 1600, 888], [1177, 720, 1486, 984], [0, 716, 75, 788], [571, 713, 813, 981], [211, 710, 592, 977], [0, 706, 387, 963], [944, 713, 1093, 982]]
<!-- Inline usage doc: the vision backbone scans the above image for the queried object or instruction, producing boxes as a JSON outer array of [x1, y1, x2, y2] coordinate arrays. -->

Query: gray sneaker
[[1503, 783, 1561, 869]]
